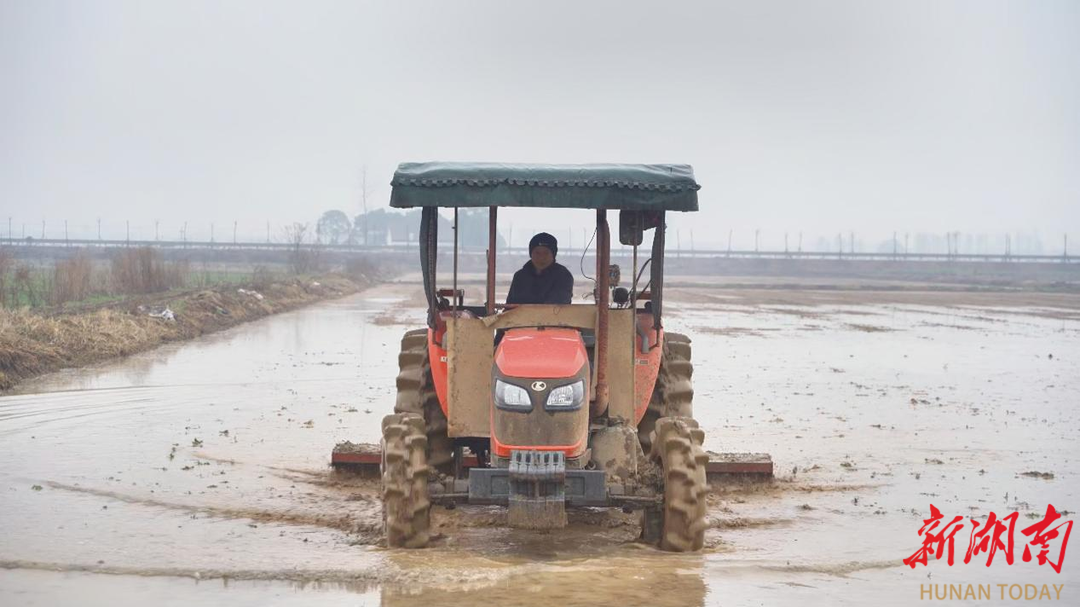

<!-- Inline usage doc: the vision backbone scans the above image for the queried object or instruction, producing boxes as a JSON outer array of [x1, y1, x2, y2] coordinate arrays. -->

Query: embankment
[[0, 273, 372, 391]]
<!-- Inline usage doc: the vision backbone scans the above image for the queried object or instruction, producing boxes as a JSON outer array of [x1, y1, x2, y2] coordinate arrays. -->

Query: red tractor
[[335, 163, 752, 551]]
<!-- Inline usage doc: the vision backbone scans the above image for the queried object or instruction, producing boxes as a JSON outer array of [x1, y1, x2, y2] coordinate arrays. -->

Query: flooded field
[[1, 279, 1077, 606]]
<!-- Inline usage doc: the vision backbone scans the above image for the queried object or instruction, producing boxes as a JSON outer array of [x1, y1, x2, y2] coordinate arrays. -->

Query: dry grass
[[0, 247, 11, 307], [3, 248, 196, 311], [250, 265, 274, 290], [51, 253, 94, 305], [110, 247, 189, 294]]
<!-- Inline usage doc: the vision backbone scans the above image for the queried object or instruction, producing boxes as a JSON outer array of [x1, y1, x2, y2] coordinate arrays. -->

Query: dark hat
[[529, 232, 558, 258]]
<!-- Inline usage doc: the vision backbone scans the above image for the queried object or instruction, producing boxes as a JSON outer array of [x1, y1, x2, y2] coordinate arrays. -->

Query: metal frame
[[419, 207, 668, 416], [467, 466, 608, 507]]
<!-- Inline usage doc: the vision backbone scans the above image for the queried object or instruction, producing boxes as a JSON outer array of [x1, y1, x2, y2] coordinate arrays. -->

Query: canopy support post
[[487, 208, 497, 315], [595, 209, 610, 415], [453, 207, 459, 315]]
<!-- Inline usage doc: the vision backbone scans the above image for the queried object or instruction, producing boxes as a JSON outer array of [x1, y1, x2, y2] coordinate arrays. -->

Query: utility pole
[[41, 220, 45, 239], [784, 232, 789, 255], [126, 220, 130, 245], [233, 221, 238, 244], [7, 217, 11, 244], [266, 221, 270, 243], [183, 221, 188, 246], [849, 231, 854, 255], [893, 231, 897, 257], [754, 229, 759, 253], [676, 229, 681, 257], [155, 220, 159, 241], [837, 233, 842, 259], [65, 220, 68, 246], [211, 223, 215, 244], [97, 218, 102, 240], [798, 231, 802, 253], [905, 233, 909, 256], [727, 229, 733, 256], [360, 166, 369, 246]]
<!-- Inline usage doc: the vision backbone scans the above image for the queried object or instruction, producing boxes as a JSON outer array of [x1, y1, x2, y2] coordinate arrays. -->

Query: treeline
[[316, 208, 505, 249]]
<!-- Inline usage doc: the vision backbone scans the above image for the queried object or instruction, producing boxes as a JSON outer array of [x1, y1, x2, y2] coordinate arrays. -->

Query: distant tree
[[458, 208, 506, 250], [351, 208, 508, 249], [351, 213, 367, 244], [316, 210, 351, 245], [282, 222, 320, 274]]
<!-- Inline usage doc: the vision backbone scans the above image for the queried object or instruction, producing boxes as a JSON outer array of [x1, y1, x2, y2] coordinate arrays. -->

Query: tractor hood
[[495, 328, 587, 379]]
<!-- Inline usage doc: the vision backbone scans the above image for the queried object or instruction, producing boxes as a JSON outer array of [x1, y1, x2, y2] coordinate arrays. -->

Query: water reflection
[[380, 549, 707, 607]]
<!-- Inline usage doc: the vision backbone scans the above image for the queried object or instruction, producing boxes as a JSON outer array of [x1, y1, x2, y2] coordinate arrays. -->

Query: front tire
[[651, 416, 708, 552], [381, 412, 431, 548], [394, 328, 454, 475]]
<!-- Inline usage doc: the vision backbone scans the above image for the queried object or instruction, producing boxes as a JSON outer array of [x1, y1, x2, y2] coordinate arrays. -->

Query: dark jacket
[[506, 261, 574, 305]]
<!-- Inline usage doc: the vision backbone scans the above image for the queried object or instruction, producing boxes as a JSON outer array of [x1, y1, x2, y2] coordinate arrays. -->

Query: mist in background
[[2, 0, 1077, 254]]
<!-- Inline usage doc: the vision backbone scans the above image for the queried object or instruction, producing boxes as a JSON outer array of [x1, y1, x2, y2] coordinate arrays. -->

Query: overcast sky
[[2, 0, 1077, 252]]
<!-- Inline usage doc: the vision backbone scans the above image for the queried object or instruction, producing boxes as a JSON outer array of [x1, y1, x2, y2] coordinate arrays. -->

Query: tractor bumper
[[467, 450, 607, 528], [508, 450, 567, 529]]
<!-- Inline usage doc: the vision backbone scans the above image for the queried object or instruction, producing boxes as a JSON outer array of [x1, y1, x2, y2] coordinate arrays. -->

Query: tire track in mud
[[42, 480, 382, 538], [756, 559, 901, 576], [0, 556, 903, 586], [0, 559, 384, 586]]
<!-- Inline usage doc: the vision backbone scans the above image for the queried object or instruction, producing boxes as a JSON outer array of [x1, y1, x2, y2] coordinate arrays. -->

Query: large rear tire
[[394, 328, 454, 475], [382, 412, 431, 548], [638, 332, 694, 453], [651, 416, 708, 552]]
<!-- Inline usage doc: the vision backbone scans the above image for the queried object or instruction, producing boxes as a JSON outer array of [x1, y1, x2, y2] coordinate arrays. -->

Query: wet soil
[[1, 278, 1076, 606]]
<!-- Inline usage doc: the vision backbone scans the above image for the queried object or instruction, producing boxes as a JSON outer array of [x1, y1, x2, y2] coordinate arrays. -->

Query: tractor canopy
[[390, 162, 700, 212]]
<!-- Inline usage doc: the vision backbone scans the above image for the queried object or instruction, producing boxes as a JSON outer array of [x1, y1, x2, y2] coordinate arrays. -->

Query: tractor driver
[[506, 232, 574, 305]]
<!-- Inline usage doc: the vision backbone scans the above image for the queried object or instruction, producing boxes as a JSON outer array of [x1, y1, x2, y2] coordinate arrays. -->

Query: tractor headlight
[[545, 380, 584, 410], [495, 379, 532, 410]]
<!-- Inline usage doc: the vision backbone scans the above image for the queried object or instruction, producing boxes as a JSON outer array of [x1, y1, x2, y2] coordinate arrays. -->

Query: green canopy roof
[[389, 162, 700, 211]]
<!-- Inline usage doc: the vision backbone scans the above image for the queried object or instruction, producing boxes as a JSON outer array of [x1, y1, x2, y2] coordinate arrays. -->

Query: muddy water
[[1, 281, 1077, 606]]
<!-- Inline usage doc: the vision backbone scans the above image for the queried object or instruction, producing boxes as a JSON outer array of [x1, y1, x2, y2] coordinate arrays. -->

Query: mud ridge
[[758, 559, 902, 576], [43, 481, 379, 536], [0, 559, 384, 586], [708, 516, 794, 530], [710, 481, 884, 497]]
